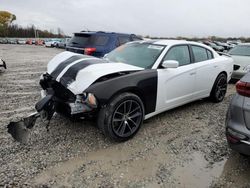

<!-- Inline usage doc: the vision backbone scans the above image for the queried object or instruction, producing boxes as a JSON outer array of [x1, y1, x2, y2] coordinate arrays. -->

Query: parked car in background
[[26, 39, 32, 45], [8, 39, 17, 44], [17, 39, 26, 45], [214, 41, 232, 51], [203, 41, 224, 52], [58, 38, 71, 49], [0, 59, 7, 69], [35, 39, 44, 46], [8, 40, 234, 143], [66, 31, 142, 57], [45, 39, 61, 47], [226, 71, 250, 156], [228, 43, 250, 79], [0, 39, 8, 44]]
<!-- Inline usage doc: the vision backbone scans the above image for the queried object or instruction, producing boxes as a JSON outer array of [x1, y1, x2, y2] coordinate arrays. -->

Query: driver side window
[[163, 45, 191, 66]]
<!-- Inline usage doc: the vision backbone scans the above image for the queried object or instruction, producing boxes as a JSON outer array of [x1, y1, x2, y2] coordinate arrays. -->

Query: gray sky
[[0, 0, 250, 37]]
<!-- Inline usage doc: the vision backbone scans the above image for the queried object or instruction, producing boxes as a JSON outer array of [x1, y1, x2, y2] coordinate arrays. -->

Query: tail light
[[236, 80, 250, 97], [84, 48, 96, 55]]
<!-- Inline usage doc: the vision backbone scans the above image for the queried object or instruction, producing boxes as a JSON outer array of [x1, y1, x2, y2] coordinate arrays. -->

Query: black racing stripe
[[50, 55, 85, 78], [60, 59, 105, 87]]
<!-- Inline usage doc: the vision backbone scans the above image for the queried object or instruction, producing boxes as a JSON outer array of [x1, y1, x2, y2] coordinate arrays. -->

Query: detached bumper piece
[[0, 59, 7, 69], [7, 112, 39, 143], [7, 95, 55, 143]]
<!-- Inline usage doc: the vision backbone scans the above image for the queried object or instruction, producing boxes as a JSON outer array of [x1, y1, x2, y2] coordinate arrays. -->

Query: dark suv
[[66, 31, 142, 57]]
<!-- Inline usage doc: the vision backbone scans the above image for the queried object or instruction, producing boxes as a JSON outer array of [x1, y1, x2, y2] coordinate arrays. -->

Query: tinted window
[[106, 43, 164, 69], [164, 45, 191, 66], [92, 36, 109, 45], [192, 46, 208, 62], [228, 45, 250, 56], [68, 34, 109, 46]]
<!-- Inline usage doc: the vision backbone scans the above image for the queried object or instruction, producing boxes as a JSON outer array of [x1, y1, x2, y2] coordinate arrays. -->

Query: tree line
[[0, 10, 65, 38], [0, 24, 65, 38]]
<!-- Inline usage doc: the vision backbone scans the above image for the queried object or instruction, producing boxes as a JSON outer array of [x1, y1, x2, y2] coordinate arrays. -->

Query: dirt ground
[[0, 44, 250, 188]]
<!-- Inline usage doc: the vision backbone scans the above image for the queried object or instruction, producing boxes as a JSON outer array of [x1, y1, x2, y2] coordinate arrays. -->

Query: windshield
[[229, 45, 250, 56], [106, 42, 165, 68]]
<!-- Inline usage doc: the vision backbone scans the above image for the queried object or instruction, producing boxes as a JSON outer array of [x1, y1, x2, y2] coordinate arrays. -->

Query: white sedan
[[7, 40, 234, 143], [228, 43, 250, 79]]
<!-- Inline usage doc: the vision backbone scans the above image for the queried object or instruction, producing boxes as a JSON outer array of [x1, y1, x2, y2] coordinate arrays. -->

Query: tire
[[97, 92, 145, 142], [210, 73, 227, 103]]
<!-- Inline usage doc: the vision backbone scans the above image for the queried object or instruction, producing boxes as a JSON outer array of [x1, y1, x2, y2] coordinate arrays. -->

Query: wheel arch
[[85, 70, 158, 115], [107, 87, 146, 111], [210, 71, 228, 92]]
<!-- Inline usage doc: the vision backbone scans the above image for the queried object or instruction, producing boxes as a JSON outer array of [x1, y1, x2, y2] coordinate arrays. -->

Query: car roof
[[75, 31, 136, 36], [140, 39, 211, 48]]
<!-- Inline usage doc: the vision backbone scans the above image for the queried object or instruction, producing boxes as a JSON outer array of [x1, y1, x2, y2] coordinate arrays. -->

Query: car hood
[[47, 51, 143, 94]]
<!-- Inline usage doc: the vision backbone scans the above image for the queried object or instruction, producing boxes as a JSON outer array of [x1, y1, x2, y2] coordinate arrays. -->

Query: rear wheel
[[210, 73, 227, 102], [97, 92, 145, 142]]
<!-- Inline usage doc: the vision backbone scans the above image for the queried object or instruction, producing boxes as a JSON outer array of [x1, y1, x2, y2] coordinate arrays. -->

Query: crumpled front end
[[39, 73, 98, 117]]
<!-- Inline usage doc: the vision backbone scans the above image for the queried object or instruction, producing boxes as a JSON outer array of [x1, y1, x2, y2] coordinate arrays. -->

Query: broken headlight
[[77, 93, 98, 108]]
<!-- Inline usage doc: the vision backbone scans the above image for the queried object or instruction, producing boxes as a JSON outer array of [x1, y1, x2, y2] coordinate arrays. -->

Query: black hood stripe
[[50, 55, 85, 78], [60, 59, 105, 87]]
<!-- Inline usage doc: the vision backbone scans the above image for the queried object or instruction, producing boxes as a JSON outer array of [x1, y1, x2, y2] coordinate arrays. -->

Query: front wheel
[[210, 73, 227, 103], [97, 92, 145, 142]]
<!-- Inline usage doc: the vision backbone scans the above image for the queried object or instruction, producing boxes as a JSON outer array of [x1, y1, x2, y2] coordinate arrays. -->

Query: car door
[[191, 45, 219, 98], [156, 45, 196, 111]]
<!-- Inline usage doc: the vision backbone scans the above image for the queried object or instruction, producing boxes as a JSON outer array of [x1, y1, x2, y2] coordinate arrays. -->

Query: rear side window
[[68, 34, 109, 46], [164, 45, 191, 66], [192, 45, 214, 62], [192, 46, 208, 62], [92, 35, 109, 45]]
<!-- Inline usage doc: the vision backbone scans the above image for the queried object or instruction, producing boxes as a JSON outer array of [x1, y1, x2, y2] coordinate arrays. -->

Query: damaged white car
[[8, 40, 234, 142]]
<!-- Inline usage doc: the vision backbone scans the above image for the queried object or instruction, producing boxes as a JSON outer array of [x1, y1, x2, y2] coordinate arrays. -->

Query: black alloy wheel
[[97, 92, 145, 142], [112, 100, 142, 138], [210, 73, 227, 102]]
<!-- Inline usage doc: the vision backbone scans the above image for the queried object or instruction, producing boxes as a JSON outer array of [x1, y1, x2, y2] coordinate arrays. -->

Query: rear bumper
[[226, 94, 250, 155], [227, 138, 250, 155]]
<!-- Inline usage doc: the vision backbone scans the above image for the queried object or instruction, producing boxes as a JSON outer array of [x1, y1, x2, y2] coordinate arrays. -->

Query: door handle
[[190, 72, 196, 75], [214, 65, 218, 68]]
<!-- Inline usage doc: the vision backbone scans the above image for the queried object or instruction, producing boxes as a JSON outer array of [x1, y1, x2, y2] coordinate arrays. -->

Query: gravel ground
[[0, 44, 250, 187]]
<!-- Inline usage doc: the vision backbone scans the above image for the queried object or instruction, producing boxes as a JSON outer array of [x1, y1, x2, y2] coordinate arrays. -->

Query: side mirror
[[162, 60, 179, 69]]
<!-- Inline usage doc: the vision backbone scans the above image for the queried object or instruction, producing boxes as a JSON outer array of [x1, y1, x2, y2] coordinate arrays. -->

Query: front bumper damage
[[7, 73, 98, 143]]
